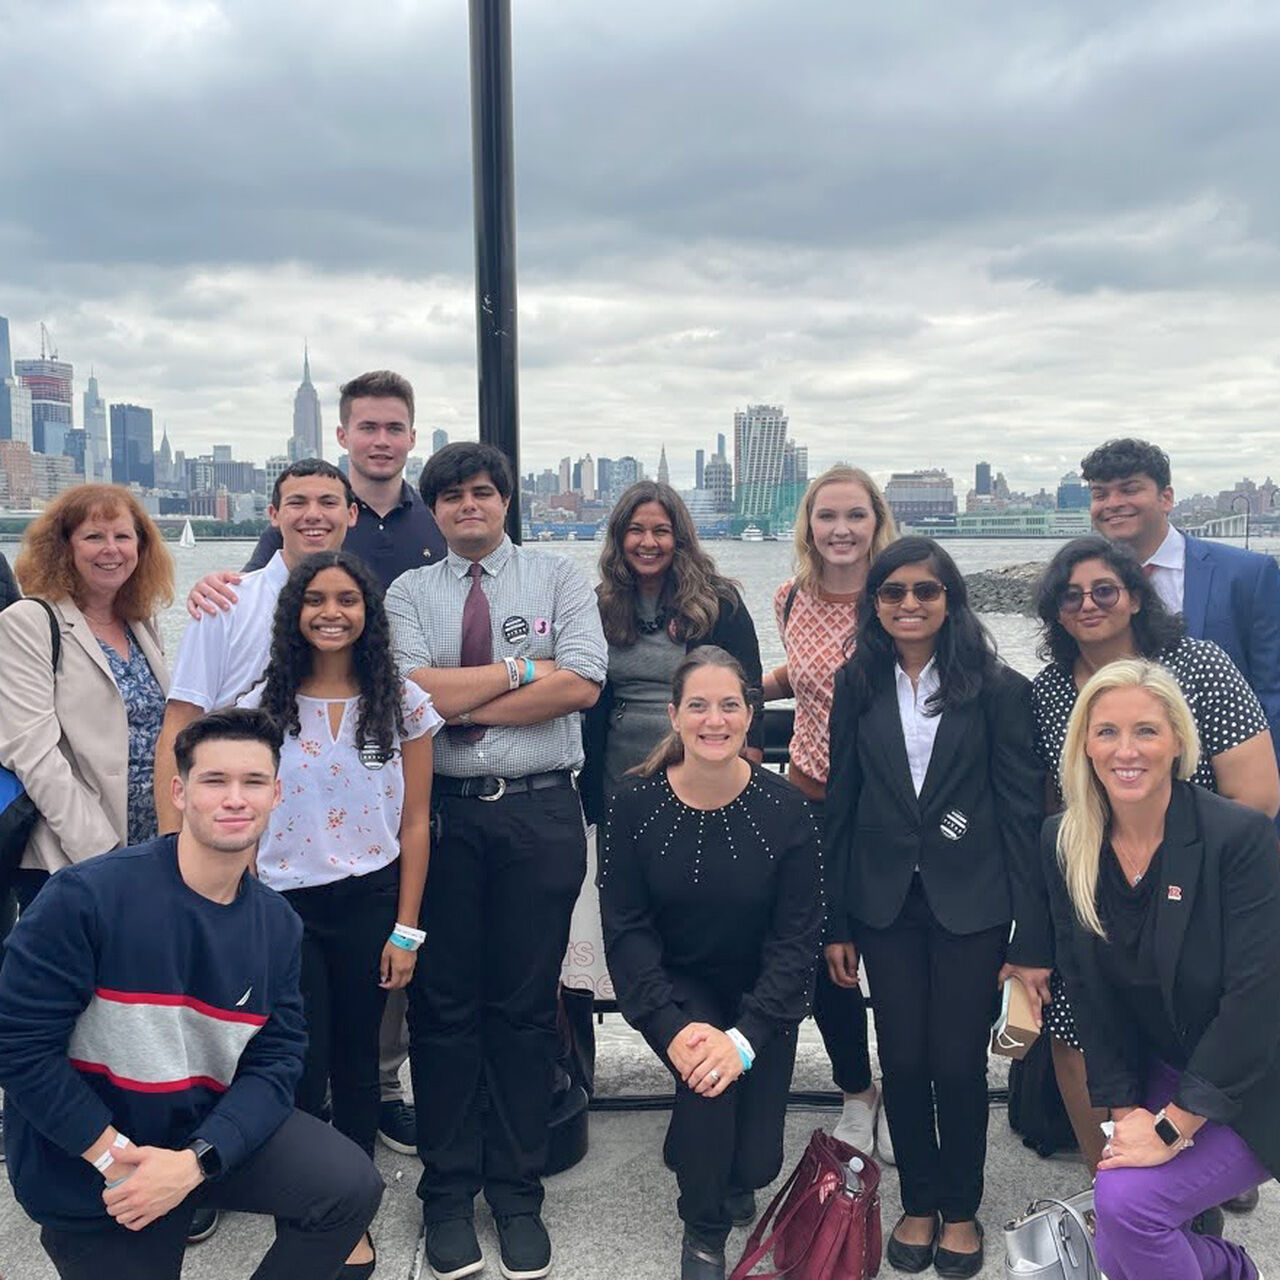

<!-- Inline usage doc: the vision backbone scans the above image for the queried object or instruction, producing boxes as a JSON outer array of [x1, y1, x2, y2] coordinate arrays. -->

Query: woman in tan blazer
[[0, 484, 173, 910]]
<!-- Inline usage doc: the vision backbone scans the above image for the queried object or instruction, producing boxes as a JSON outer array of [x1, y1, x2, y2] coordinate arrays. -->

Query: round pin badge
[[359, 742, 396, 771], [939, 809, 969, 841], [502, 615, 530, 644]]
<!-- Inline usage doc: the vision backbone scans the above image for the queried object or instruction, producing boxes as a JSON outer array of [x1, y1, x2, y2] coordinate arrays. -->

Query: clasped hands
[[667, 1023, 743, 1098], [1098, 1106, 1197, 1170]]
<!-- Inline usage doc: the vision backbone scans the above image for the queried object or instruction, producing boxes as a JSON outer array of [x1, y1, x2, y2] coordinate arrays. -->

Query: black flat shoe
[[886, 1214, 938, 1274], [1223, 1186, 1260, 1214], [342, 1232, 376, 1279], [934, 1220, 984, 1279], [681, 1233, 726, 1280]]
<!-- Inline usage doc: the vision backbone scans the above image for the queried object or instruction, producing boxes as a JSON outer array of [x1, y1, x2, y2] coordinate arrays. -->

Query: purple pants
[[1094, 1061, 1268, 1280]]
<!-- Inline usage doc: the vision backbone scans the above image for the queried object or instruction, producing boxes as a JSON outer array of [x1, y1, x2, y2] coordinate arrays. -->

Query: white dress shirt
[[1142, 523, 1186, 615], [894, 655, 941, 797]]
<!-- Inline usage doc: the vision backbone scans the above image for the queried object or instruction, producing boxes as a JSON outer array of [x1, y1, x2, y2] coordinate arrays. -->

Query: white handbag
[[1003, 1190, 1101, 1279]]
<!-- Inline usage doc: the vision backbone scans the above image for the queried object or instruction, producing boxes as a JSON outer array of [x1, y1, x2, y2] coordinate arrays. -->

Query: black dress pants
[[284, 861, 398, 1157], [805, 799, 872, 1095], [408, 783, 586, 1222], [857, 875, 1006, 1222], [38, 1110, 383, 1280], [641, 975, 798, 1250]]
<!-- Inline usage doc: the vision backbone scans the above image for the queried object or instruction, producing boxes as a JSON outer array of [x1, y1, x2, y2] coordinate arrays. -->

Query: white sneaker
[[832, 1088, 877, 1153], [874, 1096, 896, 1166]]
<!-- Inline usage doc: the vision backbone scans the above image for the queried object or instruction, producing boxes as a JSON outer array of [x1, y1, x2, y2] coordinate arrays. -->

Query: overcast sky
[[3, 0, 1280, 494]]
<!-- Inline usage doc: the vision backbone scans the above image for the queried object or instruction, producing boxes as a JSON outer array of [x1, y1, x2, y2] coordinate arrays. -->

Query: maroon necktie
[[450, 561, 490, 743]]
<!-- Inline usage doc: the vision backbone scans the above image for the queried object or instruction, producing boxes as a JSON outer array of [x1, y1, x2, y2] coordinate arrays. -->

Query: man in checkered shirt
[[386, 442, 606, 1280]]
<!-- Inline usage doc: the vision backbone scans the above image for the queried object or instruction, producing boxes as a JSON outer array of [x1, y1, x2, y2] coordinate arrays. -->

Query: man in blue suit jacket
[[1082, 438, 1280, 767]]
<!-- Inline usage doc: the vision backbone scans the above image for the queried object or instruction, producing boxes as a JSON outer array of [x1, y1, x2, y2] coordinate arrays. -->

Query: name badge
[[940, 809, 968, 841], [359, 742, 397, 771]]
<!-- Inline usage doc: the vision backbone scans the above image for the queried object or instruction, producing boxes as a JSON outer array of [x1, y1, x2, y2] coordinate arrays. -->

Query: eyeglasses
[[1058, 583, 1123, 614], [875, 580, 946, 605]]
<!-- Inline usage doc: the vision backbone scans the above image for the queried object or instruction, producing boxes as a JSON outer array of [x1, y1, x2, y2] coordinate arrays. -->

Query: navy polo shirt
[[242, 482, 447, 589]]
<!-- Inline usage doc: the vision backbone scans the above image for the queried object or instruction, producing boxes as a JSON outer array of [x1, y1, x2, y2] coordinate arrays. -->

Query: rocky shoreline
[[964, 561, 1044, 615]]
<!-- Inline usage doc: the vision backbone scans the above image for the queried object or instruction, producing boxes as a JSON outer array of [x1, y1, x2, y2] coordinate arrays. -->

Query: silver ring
[[708, 1069, 721, 1084]]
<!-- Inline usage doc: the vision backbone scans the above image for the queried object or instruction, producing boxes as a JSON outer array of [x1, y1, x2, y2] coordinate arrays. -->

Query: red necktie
[[450, 561, 490, 743]]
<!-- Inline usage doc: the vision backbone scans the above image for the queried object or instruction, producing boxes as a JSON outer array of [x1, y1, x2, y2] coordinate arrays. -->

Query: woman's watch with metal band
[[1153, 1108, 1193, 1150]]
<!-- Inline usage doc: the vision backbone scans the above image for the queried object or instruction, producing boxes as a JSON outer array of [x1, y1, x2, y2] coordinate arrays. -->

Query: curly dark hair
[[844, 536, 997, 713], [1035, 536, 1183, 669], [258, 551, 406, 754], [1079, 438, 1171, 490]]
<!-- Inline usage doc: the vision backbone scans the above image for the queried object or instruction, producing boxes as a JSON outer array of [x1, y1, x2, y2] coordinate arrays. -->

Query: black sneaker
[[495, 1212, 552, 1280], [1191, 1206, 1226, 1238], [377, 1099, 417, 1155], [187, 1206, 219, 1244], [1224, 1186, 1260, 1214], [681, 1232, 726, 1280], [425, 1217, 484, 1280]]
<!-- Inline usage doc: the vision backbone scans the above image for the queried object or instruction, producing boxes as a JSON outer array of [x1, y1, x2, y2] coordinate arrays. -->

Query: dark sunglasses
[[1058, 582, 1123, 614], [876, 580, 946, 605]]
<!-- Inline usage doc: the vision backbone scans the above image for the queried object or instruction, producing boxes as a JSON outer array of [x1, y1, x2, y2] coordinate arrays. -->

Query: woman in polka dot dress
[[600, 646, 821, 1280], [1031, 535, 1279, 1173]]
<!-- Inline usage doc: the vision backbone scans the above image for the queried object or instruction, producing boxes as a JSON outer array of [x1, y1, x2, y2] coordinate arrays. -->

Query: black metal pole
[[469, 0, 521, 543]]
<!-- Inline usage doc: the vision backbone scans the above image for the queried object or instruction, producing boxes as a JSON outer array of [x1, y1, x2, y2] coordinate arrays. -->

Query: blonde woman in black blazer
[[1045, 659, 1280, 1280], [825, 537, 1049, 1278]]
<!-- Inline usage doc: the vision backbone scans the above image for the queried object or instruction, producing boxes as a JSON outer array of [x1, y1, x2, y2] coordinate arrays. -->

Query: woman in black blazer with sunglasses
[[825, 537, 1049, 1277]]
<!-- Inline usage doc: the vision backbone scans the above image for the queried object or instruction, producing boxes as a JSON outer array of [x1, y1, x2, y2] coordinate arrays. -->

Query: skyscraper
[[579, 454, 595, 501], [109, 403, 155, 488], [288, 346, 323, 461], [155, 426, 175, 487], [717, 433, 726, 459], [432, 428, 449, 455], [975, 461, 992, 496], [82, 371, 109, 480], [0, 315, 33, 446], [596, 456, 615, 502], [733, 404, 788, 516], [695, 448, 705, 489], [657, 446, 670, 487], [15, 354, 74, 456], [559, 456, 571, 494], [705, 453, 733, 513]]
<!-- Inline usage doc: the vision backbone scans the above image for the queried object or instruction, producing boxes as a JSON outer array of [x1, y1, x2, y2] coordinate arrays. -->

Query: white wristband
[[726, 1027, 756, 1068], [393, 922, 426, 944], [504, 657, 520, 690], [92, 1131, 130, 1175]]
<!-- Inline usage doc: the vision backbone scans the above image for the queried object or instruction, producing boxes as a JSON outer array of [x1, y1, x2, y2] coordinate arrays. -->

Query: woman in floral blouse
[[245, 550, 440, 1276]]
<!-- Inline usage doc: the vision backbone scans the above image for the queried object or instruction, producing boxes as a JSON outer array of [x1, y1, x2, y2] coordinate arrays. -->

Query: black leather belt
[[434, 770, 575, 802]]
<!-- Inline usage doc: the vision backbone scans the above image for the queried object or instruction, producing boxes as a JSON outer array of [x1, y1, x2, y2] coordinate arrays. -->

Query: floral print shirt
[[243, 681, 442, 891], [96, 632, 166, 846]]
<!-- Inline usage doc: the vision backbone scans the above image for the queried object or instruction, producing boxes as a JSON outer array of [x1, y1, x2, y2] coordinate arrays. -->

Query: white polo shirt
[[168, 552, 290, 711]]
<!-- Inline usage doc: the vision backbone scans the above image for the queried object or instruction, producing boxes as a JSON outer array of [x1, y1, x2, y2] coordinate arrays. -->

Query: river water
[[5, 534, 1276, 681]]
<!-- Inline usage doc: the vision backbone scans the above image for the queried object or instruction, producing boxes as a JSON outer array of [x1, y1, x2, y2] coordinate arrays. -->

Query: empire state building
[[289, 346, 323, 461]]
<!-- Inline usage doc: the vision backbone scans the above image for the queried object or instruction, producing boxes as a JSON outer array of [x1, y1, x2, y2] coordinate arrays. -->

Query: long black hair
[[258, 551, 406, 754], [843, 536, 997, 713], [1035, 535, 1183, 669]]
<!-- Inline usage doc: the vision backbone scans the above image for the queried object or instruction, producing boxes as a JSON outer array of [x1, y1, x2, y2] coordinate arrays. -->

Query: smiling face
[[299, 566, 366, 653], [68, 508, 139, 604], [336, 395, 416, 485], [874, 561, 948, 653], [1085, 686, 1181, 808], [174, 738, 281, 855], [432, 470, 510, 560], [809, 479, 876, 575], [269, 474, 357, 567], [1058, 557, 1140, 651], [668, 664, 752, 765], [1089, 473, 1174, 560], [622, 500, 677, 586]]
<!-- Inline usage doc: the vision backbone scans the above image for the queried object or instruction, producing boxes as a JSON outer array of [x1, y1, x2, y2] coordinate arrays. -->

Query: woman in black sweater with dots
[[600, 646, 821, 1280]]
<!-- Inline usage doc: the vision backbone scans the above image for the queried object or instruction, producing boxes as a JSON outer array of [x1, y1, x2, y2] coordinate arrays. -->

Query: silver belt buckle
[[478, 777, 507, 802]]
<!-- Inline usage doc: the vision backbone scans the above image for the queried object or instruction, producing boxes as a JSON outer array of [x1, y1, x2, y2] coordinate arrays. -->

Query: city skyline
[[3, 4, 1280, 497]]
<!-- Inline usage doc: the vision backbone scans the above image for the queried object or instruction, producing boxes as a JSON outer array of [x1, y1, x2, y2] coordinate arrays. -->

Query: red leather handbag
[[730, 1129, 882, 1280]]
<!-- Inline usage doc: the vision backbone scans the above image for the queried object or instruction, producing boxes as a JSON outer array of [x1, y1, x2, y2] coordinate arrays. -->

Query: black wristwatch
[[1153, 1109, 1184, 1148], [186, 1138, 222, 1180]]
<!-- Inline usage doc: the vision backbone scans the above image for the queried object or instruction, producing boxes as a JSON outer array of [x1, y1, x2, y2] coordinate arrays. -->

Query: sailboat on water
[[178, 519, 196, 550]]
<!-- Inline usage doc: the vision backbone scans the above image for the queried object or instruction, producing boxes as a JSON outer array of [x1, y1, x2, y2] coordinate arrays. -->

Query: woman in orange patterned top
[[762, 465, 897, 1159]]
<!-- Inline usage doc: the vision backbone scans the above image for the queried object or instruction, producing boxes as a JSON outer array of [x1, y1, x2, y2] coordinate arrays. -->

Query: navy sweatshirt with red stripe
[[0, 836, 305, 1231]]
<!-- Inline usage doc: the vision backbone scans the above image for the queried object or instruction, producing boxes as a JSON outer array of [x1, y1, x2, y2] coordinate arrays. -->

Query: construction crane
[[40, 321, 58, 360]]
